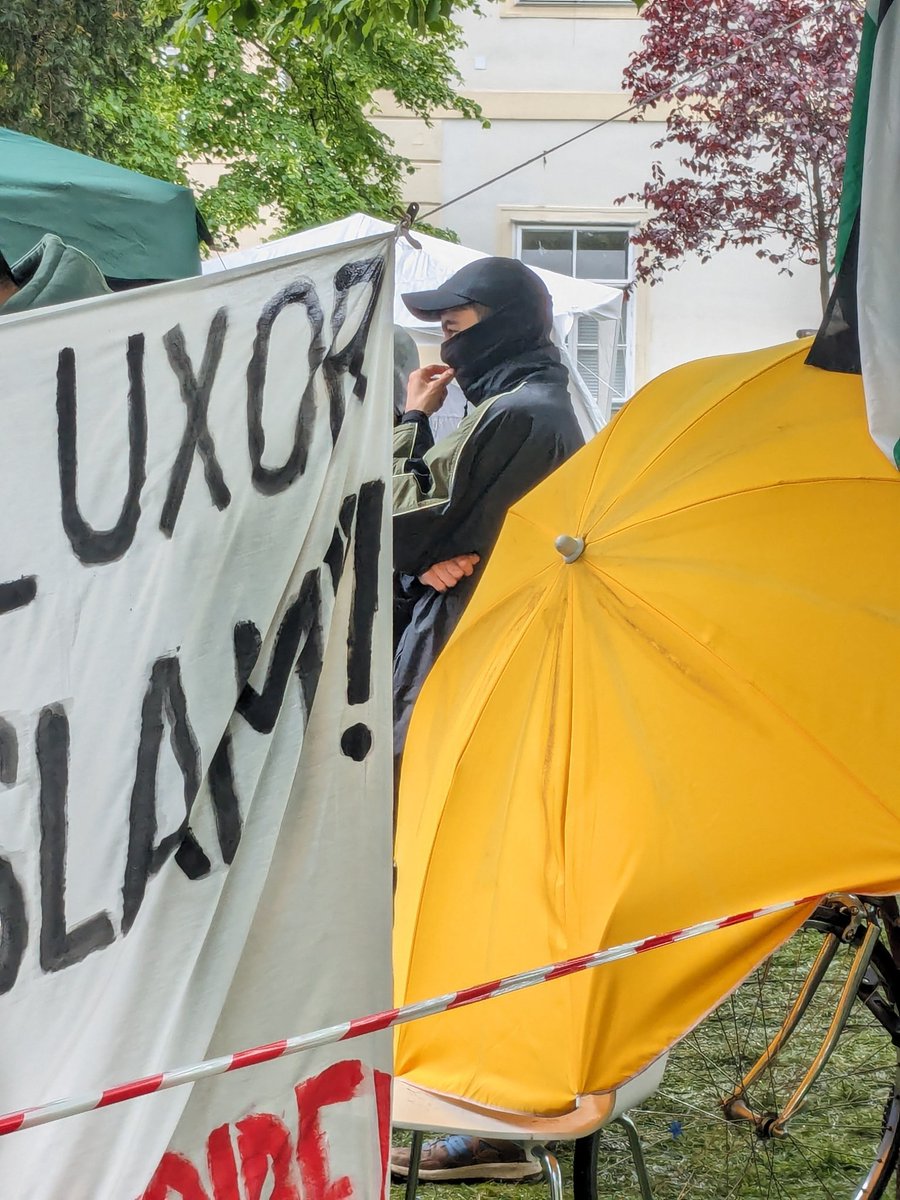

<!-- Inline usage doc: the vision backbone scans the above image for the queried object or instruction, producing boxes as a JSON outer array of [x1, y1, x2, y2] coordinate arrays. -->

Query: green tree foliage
[[0, 1, 153, 156], [177, 0, 475, 47], [140, 4, 481, 240], [1, 0, 479, 244]]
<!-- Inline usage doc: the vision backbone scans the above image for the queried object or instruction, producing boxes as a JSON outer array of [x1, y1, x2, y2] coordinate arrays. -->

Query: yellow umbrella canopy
[[393, 340, 900, 1115]]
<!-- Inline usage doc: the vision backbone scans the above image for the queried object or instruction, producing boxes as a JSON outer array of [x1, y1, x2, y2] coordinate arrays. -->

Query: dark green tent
[[0, 128, 210, 284]]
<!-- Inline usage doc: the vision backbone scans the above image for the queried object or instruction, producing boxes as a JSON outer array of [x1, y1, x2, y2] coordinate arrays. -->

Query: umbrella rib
[[397, 572, 565, 995], [577, 343, 804, 534], [505, 508, 550, 536], [440, 559, 560, 651], [576, 396, 622, 533], [583, 474, 900, 542], [559, 563, 579, 1072], [593, 567, 900, 846], [473, 572, 577, 979]]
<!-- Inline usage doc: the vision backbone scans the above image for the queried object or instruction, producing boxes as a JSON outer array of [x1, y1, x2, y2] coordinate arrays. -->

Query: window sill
[[501, 1, 640, 18]]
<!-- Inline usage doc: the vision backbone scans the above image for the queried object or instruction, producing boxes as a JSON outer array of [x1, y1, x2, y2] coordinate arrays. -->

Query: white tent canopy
[[205, 213, 622, 435]]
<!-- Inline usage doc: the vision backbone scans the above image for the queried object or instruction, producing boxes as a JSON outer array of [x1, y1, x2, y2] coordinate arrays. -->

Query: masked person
[[392, 325, 426, 650], [391, 258, 584, 1183]]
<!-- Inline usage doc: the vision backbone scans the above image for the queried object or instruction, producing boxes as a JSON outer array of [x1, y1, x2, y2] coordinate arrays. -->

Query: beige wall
[[194, 2, 824, 392], [371, 3, 823, 391]]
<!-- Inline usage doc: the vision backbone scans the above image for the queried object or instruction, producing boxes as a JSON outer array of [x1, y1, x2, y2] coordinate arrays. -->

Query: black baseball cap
[[402, 256, 549, 322]]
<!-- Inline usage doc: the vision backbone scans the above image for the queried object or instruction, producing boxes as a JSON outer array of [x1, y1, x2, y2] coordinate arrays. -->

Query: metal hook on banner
[[393, 203, 422, 250]]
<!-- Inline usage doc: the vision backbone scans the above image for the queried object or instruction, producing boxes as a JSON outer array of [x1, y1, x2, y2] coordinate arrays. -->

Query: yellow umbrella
[[393, 339, 900, 1115]]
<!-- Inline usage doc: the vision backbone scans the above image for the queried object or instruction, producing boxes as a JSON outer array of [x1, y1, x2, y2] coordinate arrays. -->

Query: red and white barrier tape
[[0, 894, 815, 1136]]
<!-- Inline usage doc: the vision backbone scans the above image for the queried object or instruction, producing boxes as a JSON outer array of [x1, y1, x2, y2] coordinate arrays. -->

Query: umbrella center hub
[[555, 534, 585, 564]]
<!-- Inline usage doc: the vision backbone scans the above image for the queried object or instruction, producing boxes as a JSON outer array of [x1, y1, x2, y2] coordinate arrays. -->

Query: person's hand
[[419, 554, 480, 592], [405, 364, 455, 417]]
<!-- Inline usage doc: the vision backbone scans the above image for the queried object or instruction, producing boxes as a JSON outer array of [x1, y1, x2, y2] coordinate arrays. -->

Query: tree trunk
[[811, 158, 832, 315]]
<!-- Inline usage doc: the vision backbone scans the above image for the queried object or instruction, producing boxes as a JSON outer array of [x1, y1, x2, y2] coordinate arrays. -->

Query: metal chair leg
[[572, 1132, 600, 1200], [532, 1143, 564, 1200], [404, 1130, 424, 1200], [615, 1114, 654, 1200]]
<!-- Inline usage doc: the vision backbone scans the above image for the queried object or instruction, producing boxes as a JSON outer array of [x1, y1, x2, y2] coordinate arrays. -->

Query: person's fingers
[[419, 553, 481, 592], [415, 365, 453, 388], [406, 366, 451, 414], [452, 555, 478, 576], [418, 567, 447, 591], [419, 562, 461, 590], [434, 562, 461, 586]]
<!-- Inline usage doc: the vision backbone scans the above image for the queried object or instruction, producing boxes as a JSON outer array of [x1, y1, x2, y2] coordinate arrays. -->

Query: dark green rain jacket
[[0, 234, 110, 316], [392, 345, 584, 764]]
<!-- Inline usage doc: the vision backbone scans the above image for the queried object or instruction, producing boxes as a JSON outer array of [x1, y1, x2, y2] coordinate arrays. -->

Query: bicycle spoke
[[785, 1132, 857, 1200], [768, 1161, 794, 1200], [635, 906, 900, 1199], [764, 1154, 775, 1200], [721, 1139, 760, 1200]]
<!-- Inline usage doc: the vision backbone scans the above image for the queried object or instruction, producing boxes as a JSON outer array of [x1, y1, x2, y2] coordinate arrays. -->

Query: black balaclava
[[403, 257, 558, 405]]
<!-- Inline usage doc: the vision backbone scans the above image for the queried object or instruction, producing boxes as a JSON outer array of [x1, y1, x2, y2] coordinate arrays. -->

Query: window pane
[[611, 345, 627, 402], [575, 314, 599, 355], [575, 315, 602, 396], [520, 228, 573, 276], [575, 229, 629, 280], [576, 308, 628, 404], [576, 346, 600, 394]]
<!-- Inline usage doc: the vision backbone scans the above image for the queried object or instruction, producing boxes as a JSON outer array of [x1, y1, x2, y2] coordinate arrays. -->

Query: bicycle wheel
[[633, 902, 900, 1200]]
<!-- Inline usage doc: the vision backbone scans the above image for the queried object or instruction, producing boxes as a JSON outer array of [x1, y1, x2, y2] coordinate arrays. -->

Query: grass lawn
[[391, 924, 900, 1199]]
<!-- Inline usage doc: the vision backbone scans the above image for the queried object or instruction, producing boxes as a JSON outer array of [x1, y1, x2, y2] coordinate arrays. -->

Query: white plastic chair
[[393, 1053, 667, 1200]]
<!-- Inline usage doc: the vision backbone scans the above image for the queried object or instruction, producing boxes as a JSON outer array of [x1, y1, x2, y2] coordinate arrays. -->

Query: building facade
[[371, 0, 823, 416]]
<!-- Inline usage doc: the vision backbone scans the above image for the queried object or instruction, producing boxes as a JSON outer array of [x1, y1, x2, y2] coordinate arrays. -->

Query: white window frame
[[502, 0, 637, 16], [515, 222, 637, 411]]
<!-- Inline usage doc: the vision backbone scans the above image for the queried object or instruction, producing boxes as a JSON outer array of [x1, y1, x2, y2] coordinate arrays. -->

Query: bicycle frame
[[721, 899, 884, 1137], [638, 895, 900, 1200]]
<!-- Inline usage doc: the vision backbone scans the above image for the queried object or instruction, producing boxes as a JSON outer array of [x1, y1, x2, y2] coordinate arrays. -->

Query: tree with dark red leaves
[[620, 0, 864, 311]]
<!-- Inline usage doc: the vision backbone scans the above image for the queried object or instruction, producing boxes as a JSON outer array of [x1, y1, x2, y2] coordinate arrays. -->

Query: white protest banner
[[0, 233, 394, 1199]]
